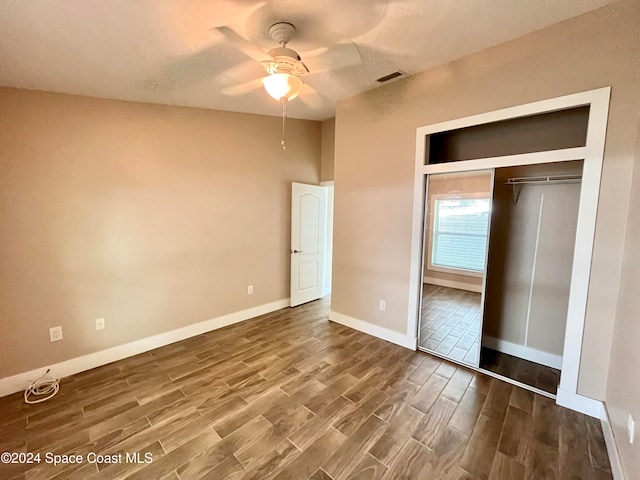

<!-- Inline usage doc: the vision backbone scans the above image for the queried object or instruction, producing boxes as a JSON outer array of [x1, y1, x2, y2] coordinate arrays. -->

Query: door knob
[[290, 249, 303, 254]]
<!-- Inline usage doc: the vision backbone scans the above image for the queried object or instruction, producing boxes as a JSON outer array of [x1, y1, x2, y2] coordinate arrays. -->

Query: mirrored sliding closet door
[[418, 169, 494, 367]]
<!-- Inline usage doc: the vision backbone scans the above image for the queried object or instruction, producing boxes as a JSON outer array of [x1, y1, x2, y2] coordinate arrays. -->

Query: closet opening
[[480, 160, 584, 395], [417, 160, 585, 397]]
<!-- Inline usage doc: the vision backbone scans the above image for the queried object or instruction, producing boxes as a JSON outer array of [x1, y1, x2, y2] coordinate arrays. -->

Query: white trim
[[601, 403, 626, 480], [322, 185, 334, 298], [558, 87, 611, 397], [482, 335, 563, 370], [329, 311, 417, 350], [423, 276, 483, 293], [408, 87, 611, 417], [320, 181, 334, 186], [0, 299, 290, 398], [407, 157, 427, 338], [420, 147, 587, 175], [421, 147, 586, 175], [556, 387, 603, 418]]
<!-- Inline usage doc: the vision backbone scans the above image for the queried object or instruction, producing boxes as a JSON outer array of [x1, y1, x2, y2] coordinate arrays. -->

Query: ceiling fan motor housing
[[264, 23, 308, 76], [269, 22, 296, 45], [263, 54, 308, 76]]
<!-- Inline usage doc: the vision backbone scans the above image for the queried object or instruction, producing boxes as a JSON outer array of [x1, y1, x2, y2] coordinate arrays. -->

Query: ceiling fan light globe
[[263, 73, 303, 101]]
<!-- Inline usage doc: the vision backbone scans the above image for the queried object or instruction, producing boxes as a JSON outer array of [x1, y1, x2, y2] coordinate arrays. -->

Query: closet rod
[[506, 174, 582, 204], [505, 174, 582, 185]]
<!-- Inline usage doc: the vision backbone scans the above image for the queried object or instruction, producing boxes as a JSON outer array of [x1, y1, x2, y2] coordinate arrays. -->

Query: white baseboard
[[600, 403, 625, 480], [482, 335, 563, 370], [556, 387, 603, 418], [329, 311, 417, 350], [424, 276, 483, 293], [0, 299, 290, 398]]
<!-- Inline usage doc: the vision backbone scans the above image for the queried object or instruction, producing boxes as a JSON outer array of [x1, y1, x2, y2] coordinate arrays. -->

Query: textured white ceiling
[[0, 0, 613, 120]]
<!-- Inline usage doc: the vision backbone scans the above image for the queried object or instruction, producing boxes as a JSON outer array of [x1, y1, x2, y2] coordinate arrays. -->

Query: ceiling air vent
[[376, 71, 405, 83]]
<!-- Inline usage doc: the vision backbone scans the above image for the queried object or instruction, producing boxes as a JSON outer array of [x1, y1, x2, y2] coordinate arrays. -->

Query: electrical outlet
[[379, 300, 386, 311], [628, 414, 635, 444], [95, 318, 105, 331], [49, 326, 63, 342], [247, 285, 253, 295]]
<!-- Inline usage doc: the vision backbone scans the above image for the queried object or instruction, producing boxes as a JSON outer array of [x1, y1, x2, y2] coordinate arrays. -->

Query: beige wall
[[423, 171, 492, 288], [0, 88, 321, 379], [320, 118, 335, 182], [332, 0, 640, 400], [605, 119, 640, 479]]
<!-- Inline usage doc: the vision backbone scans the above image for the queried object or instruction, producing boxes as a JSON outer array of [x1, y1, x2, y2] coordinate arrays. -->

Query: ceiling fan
[[222, 22, 307, 101], [214, 21, 361, 103], [214, 21, 361, 149]]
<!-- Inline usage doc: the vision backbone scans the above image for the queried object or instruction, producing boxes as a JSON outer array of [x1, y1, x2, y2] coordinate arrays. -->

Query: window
[[430, 196, 490, 274]]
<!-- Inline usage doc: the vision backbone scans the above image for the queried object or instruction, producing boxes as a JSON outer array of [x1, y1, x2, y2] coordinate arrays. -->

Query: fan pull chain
[[281, 98, 287, 151]]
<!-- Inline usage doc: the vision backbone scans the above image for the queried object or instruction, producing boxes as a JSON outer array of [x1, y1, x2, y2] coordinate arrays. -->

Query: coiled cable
[[24, 369, 59, 404]]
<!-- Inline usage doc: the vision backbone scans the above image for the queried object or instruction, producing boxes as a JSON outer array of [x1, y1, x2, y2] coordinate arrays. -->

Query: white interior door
[[290, 183, 326, 307]]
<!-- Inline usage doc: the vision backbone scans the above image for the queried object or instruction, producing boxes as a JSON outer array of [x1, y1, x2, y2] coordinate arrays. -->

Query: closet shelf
[[505, 174, 582, 185], [505, 174, 582, 203]]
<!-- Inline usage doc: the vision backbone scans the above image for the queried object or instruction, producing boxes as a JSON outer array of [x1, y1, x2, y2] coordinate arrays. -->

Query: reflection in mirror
[[418, 170, 493, 367]]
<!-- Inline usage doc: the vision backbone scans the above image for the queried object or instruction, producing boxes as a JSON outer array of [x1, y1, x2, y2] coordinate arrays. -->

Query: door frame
[[320, 183, 334, 297], [408, 87, 611, 417], [290, 182, 327, 307]]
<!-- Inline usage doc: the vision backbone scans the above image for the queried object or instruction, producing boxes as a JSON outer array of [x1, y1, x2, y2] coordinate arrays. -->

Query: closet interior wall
[[483, 161, 584, 367]]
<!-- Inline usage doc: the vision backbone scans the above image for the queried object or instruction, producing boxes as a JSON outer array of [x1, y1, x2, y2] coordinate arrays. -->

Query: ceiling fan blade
[[222, 59, 267, 82], [297, 84, 331, 110], [303, 42, 363, 73], [212, 26, 271, 64], [222, 78, 264, 96]]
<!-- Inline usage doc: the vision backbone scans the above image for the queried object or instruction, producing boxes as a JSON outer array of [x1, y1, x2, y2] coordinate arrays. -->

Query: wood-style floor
[[0, 297, 611, 480], [481, 348, 561, 396], [420, 284, 481, 365]]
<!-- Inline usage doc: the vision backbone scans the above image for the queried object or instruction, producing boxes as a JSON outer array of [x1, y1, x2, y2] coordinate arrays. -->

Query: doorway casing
[[408, 87, 611, 417]]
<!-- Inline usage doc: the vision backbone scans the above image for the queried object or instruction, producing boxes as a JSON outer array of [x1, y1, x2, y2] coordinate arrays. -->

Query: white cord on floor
[[24, 369, 59, 404]]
